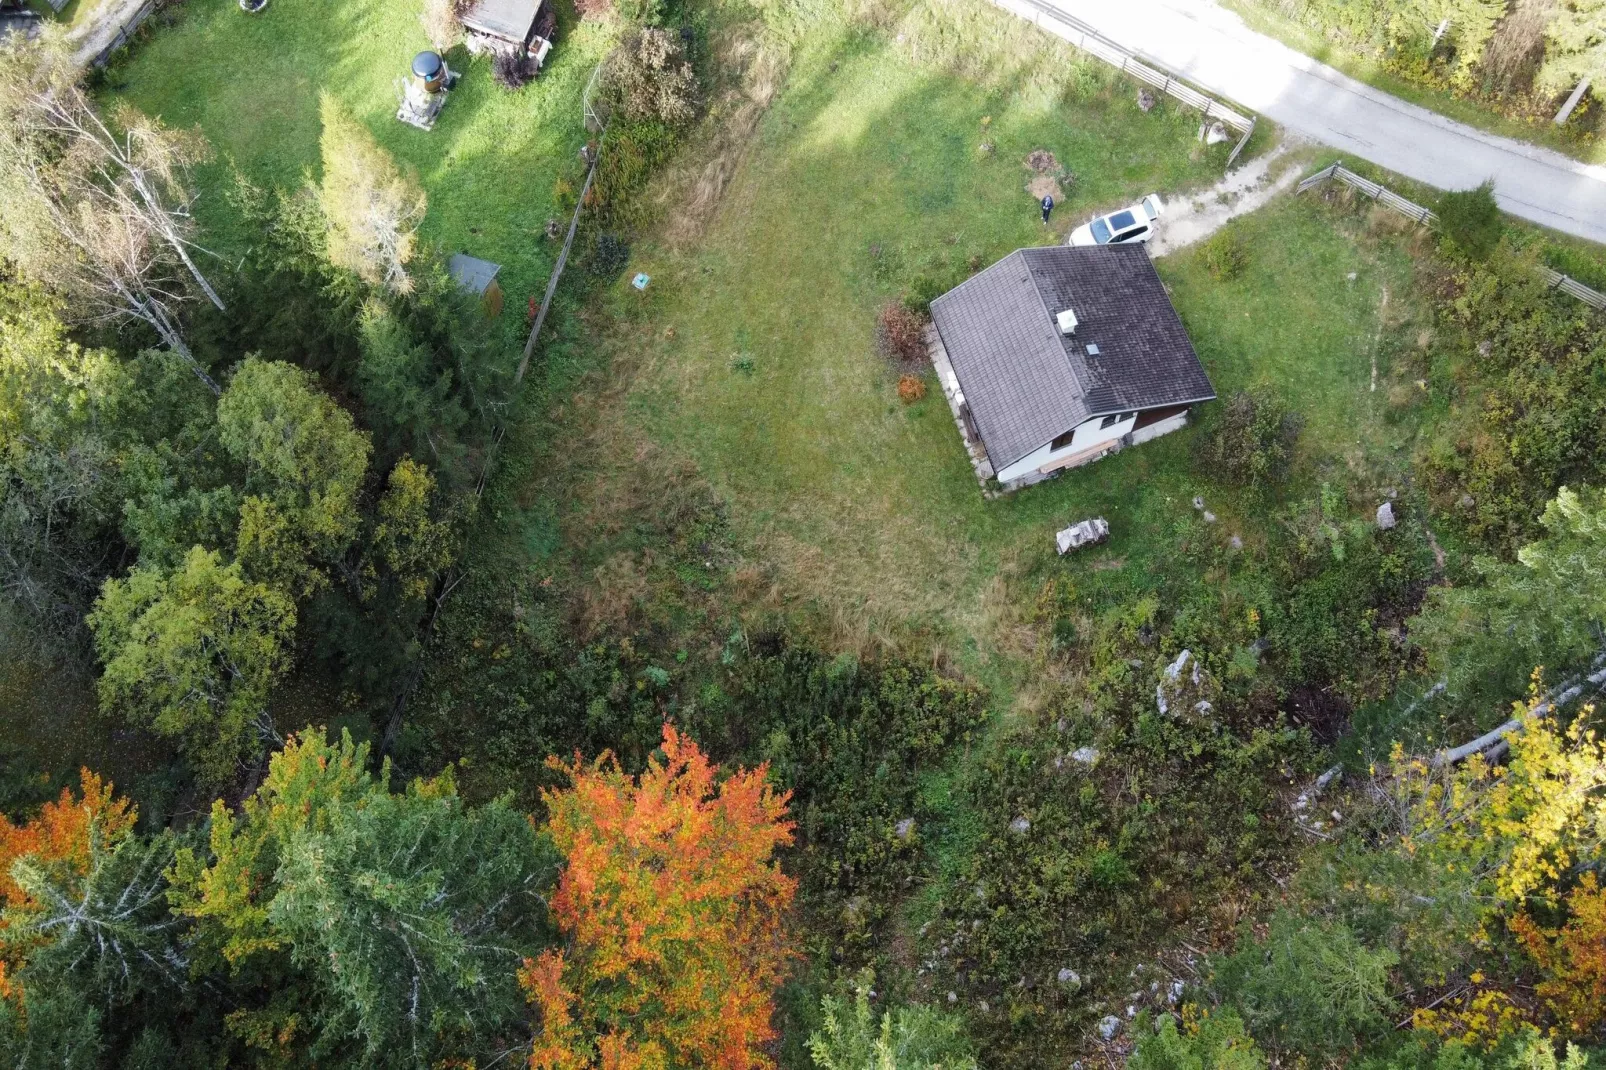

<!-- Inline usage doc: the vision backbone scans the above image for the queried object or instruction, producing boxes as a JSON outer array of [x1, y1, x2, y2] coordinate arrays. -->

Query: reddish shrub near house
[[897, 374, 927, 403], [877, 302, 927, 363]]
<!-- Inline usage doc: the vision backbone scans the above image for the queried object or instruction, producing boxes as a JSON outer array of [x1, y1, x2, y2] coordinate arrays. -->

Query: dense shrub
[[1418, 256, 1606, 555], [687, 640, 988, 961], [1204, 389, 1303, 493], [876, 301, 928, 363], [1262, 487, 1436, 709], [1437, 181, 1503, 260], [1212, 912, 1398, 1058], [607, 29, 698, 126], [919, 599, 1314, 1067], [1199, 228, 1249, 281], [1354, 1031, 1598, 1070], [590, 119, 679, 216]]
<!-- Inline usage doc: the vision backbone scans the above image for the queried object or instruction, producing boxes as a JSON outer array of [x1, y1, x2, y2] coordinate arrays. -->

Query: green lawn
[[546, 23, 1422, 670], [107, 0, 610, 316]]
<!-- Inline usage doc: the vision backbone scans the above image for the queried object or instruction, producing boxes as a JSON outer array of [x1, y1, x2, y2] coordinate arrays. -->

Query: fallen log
[[1431, 656, 1606, 768]]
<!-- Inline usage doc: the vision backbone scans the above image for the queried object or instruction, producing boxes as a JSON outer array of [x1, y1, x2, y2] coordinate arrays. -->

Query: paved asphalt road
[[1004, 0, 1606, 244]]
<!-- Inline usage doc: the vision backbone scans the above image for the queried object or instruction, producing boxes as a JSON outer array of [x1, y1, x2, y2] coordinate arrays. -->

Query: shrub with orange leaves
[[0, 770, 135, 911], [523, 724, 798, 1070], [0, 770, 137, 998], [897, 374, 927, 404], [1512, 873, 1606, 1037]]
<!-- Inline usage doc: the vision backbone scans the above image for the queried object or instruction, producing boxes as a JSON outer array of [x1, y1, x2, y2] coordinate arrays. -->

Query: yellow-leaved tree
[[317, 94, 427, 293]]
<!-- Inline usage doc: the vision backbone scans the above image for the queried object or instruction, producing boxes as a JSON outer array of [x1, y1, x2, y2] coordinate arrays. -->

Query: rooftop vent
[[1086, 343, 1101, 356], [1056, 308, 1078, 336]]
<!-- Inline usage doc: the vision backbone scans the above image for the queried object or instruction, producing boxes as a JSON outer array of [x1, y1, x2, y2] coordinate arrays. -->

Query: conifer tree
[[171, 729, 553, 1068]]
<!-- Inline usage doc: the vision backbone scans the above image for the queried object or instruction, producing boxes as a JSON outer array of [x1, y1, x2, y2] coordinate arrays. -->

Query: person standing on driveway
[[1041, 194, 1054, 224]]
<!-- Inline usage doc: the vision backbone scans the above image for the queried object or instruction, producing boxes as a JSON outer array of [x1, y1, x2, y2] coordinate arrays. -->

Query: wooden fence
[[989, 0, 1257, 168], [90, 0, 157, 68], [1299, 161, 1606, 312]]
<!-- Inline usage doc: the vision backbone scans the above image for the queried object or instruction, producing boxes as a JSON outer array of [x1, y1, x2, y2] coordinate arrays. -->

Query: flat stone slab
[[1056, 516, 1109, 554]]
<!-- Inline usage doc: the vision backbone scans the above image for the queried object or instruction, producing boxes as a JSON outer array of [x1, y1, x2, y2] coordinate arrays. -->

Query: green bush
[[591, 119, 679, 218], [1262, 488, 1436, 705], [1199, 229, 1249, 281], [1130, 1010, 1265, 1070], [809, 970, 978, 1070], [1353, 1028, 1597, 1070], [1417, 255, 1606, 555], [686, 640, 988, 961], [919, 599, 1314, 1068], [1204, 389, 1303, 493], [1213, 912, 1397, 1058], [1436, 181, 1502, 261]]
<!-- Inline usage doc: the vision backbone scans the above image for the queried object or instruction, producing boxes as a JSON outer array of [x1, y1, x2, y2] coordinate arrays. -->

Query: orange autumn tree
[[523, 724, 798, 1070], [0, 770, 137, 996], [1512, 873, 1606, 1037]]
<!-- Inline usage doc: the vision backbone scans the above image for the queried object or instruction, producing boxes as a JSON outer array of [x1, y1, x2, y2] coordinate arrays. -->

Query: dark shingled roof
[[929, 244, 1215, 470]]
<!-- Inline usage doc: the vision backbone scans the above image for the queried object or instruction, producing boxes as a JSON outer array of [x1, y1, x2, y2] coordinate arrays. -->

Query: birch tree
[[318, 94, 427, 293], [0, 38, 225, 393]]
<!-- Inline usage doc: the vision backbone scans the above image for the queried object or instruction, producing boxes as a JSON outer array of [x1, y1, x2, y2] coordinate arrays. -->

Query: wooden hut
[[460, 0, 553, 66]]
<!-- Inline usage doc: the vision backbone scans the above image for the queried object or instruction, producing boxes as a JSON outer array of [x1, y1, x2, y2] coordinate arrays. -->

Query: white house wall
[[995, 413, 1137, 484]]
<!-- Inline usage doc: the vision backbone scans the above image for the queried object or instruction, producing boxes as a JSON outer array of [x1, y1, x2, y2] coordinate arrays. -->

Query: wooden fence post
[[516, 154, 597, 384], [1554, 76, 1591, 126]]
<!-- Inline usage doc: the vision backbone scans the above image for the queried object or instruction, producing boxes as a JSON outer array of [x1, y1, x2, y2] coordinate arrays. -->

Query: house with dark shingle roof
[[927, 244, 1214, 492]]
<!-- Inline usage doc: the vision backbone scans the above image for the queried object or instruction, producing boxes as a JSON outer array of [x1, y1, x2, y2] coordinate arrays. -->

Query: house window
[[1098, 411, 1136, 430], [1051, 428, 1076, 451]]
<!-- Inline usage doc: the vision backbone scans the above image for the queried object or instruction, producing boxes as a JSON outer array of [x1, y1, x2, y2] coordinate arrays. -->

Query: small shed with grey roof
[[927, 244, 1214, 491], [448, 253, 505, 317]]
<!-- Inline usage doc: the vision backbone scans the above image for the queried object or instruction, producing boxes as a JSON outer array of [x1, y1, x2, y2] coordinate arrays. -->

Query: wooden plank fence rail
[[989, 0, 1257, 170], [91, 0, 156, 68], [1300, 161, 1606, 313], [1541, 267, 1606, 311]]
